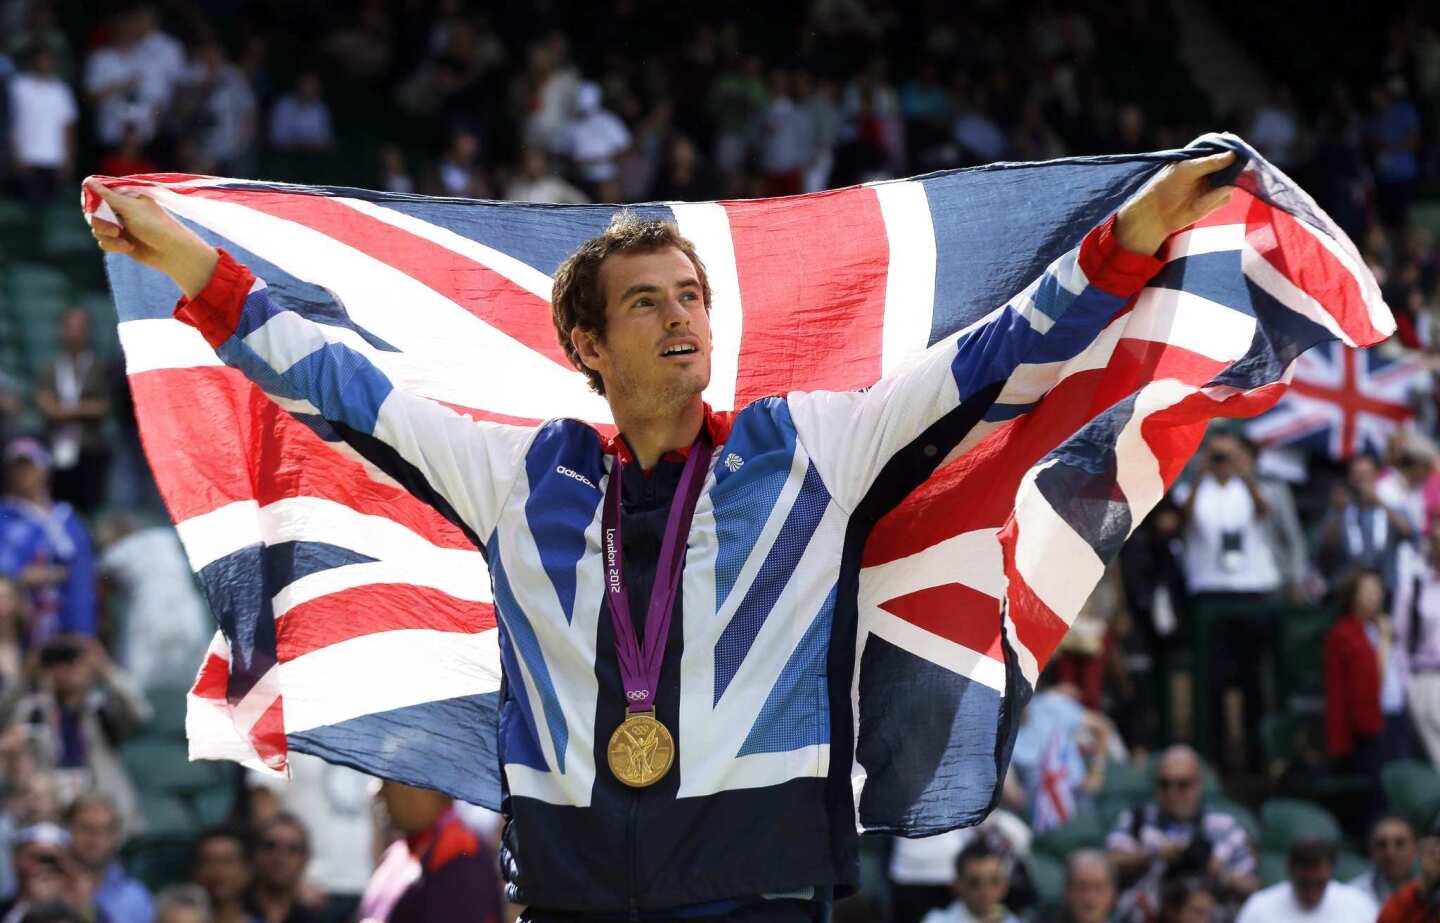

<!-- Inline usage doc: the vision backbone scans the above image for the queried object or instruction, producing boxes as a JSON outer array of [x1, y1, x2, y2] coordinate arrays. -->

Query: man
[[1106, 746, 1257, 917], [1061, 850, 1117, 923], [153, 885, 212, 923], [34, 307, 113, 515], [1353, 816, 1418, 907], [356, 782, 501, 923], [0, 635, 149, 830], [0, 823, 74, 922], [919, 842, 1020, 923], [67, 793, 152, 923], [1396, 519, 1440, 765], [0, 438, 97, 641], [1319, 454, 1413, 594], [7, 45, 77, 204], [1380, 816, 1440, 922], [191, 829, 259, 923], [246, 815, 322, 923], [1235, 838, 1378, 922], [87, 149, 1235, 920]]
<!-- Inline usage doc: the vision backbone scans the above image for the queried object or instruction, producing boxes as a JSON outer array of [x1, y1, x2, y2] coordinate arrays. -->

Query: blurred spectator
[[0, 635, 148, 831], [0, 823, 68, 920], [249, 754, 374, 923], [918, 841, 1020, 923], [179, 41, 258, 177], [97, 126, 157, 180], [94, 514, 210, 692], [1320, 454, 1413, 595], [1353, 816, 1418, 907], [66, 793, 150, 923], [377, 146, 413, 195], [1378, 434, 1437, 537], [1235, 838, 1378, 922], [7, 46, 76, 205], [552, 81, 630, 202], [435, 130, 488, 198], [514, 36, 579, 151], [1396, 519, 1440, 765], [1154, 876, 1218, 923], [1324, 569, 1396, 776], [34, 307, 111, 516], [753, 70, 813, 197], [1177, 431, 1282, 770], [0, 438, 97, 642], [84, 9, 182, 148], [0, 578, 25, 691], [888, 813, 1033, 923], [1370, 77, 1421, 229], [1379, 815, 1440, 922], [1060, 850, 1117, 923], [1107, 746, 1257, 919], [650, 135, 720, 202], [951, 86, 1009, 166], [357, 782, 500, 923], [268, 74, 334, 154], [801, 75, 840, 192], [1011, 675, 1115, 830], [153, 884, 212, 923], [247, 814, 321, 923], [1116, 499, 1187, 748], [708, 56, 767, 177], [504, 148, 586, 204], [0, 372, 20, 448], [191, 829, 256, 923], [1248, 85, 1301, 169], [9, 4, 73, 81]]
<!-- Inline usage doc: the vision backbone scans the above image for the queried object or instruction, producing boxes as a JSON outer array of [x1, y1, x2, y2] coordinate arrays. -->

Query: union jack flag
[[1247, 342, 1426, 459], [86, 133, 1390, 833]]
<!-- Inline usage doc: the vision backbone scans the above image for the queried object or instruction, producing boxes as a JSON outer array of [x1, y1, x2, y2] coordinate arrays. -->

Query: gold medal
[[606, 710, 675, 787]]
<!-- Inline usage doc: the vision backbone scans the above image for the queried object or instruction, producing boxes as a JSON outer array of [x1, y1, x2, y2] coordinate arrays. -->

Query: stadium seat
[[1208, 797, 1262, 845], [119, 833, 196, 892], [1257, 850, 1287, 887], [1033, 813, 1108, 859], [1026, 852, 1065, 910], [1101, 759, 1151, 801], [143, 687, 191, 740], [1382, 760, 1440, 830], [1335, 849, 1368, 883], [1259, 798, 1343, 852], [137, 791, 193, 836], [191, 787, 236, 827], [122, 739, 227, 794]]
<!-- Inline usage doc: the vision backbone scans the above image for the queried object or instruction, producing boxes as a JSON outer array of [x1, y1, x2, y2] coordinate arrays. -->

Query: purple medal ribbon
[[601, 433, 713, 714]]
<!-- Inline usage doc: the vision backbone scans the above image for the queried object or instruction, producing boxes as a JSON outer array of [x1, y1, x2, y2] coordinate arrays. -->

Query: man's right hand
[[86, 180, 219, 298]]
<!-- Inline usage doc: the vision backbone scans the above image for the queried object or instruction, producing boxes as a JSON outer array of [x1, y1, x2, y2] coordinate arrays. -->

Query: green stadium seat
[[1260, 798, 1343, 852], [1335, 850, 1368, 883], [137, 791, 194, 836], [1257, 850, 1287, 887], [191, 787, 236, 827], [1026, 852, 1065, 911], [1034, 812, 1108, 859], [1102, 759, 1151, 801], [143, 687, 191, 739], [122, 739, 228, 794], [1382, 760, 1440, 830], [120, 833, 197, 892]]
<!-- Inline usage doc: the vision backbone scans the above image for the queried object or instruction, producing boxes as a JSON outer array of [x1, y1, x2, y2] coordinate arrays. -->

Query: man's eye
[[634, 299, 654, 308], [680, 291, 697, 302]]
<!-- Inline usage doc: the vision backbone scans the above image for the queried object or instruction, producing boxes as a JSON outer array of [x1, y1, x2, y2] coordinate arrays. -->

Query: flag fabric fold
[[86, 132, 1391, 835]]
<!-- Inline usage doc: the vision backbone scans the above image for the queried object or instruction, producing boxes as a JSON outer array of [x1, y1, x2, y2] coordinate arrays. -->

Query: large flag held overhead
[[1246, 342, 1426, 460], [87, 133, 1391, 835]]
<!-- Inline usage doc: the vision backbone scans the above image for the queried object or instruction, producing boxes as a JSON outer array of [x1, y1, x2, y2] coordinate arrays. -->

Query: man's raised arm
[[785, 152, 1236, 512], [87, 181, 534, 547]]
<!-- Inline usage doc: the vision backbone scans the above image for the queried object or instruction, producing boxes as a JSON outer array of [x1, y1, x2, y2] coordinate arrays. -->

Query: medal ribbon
[[601, 433, 713, 714]]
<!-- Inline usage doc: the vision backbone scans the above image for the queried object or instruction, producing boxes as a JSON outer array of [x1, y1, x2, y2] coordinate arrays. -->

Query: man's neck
[[612, 395, 705, 470], [251, 884, 296, 922]]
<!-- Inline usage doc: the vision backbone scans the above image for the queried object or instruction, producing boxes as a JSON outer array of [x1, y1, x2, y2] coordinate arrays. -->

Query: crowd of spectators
[[0, 0, 1439, 921]]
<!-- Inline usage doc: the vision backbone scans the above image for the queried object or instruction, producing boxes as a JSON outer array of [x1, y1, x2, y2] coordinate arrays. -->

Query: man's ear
[[570, 326, 604, 373]]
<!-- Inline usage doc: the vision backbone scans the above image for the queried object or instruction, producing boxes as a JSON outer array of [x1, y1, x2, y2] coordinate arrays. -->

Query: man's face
[[1155, 755, 1202, 822], [69, 804, 119, 870], [58, 310, 89, 354], [194, 837, 250, 903], [14, 843, 66, 902], [1290, 861, 1333, 910], [579, 247, 712, 407], [1063, 862, 1116, 923], [1371, 820, 1417, 882], [253, 822, 308, 892], [954, 856, 1007, 918], [1350, 457, 1378, 495]]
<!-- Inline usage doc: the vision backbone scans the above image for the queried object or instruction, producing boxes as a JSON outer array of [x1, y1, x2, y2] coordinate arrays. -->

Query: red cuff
[[172, 249, 256, 349], [1077, 213, 1166, 298]]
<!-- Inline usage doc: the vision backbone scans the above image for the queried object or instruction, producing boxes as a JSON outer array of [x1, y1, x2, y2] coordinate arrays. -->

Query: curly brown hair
[[551, 211, 712, 396]]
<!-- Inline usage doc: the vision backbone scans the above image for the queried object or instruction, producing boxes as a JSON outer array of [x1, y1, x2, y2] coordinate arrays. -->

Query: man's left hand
[[1115, 151, 1237, 255]]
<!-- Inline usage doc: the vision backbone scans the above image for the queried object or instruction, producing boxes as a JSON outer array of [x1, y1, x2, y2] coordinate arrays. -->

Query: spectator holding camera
[[0, 636, 148, 833], [1107, 746, 1257, 920]]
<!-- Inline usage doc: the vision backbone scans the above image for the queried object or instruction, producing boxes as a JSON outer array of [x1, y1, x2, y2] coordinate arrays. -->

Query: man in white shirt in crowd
[[1351, 816, 1418, 907], [1236, 838, 1378, 922], [1394, 518, 1440, 764], [505, 148, 588, 204], [7, 45, 76, 204], [83, 7, 184, 148], [1177, 430, 1282, 771], [552, 81, 630, 202], [920, 842, 1021, 923]]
